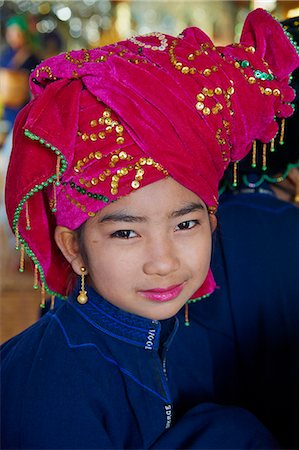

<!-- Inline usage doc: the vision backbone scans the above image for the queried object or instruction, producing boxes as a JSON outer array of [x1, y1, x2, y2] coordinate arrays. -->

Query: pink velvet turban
[[5, 8, 299, 300]]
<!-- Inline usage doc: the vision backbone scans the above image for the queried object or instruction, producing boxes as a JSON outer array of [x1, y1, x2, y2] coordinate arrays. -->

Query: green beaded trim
[[242, 161, 299, 188], [236, 59, 276, 81], [187, 292, 211, 304], [220, 160, 299, 194], [12, 129, 69, 300], [62, 181, 110, 204], [17, 236, 65, 299], [185, 293, 211, 327], [280, 23, 299, 56]]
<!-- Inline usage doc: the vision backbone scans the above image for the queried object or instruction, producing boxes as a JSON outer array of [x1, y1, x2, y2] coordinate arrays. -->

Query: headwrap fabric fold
[[5, 9, 299, 299]]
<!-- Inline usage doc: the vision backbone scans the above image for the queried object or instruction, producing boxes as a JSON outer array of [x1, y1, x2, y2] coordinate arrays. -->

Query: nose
[[143, 236, 180, 276]]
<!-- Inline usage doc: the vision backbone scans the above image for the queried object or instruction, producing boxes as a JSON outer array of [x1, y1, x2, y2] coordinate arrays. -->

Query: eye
[[111, 230, 138, 239], [175, 220, 199, 231]]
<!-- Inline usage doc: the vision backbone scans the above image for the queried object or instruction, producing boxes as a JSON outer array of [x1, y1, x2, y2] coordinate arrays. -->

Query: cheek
[[187, 231, 212, 272], [85, 241, 133, 288], [88, 252, 136, 302]]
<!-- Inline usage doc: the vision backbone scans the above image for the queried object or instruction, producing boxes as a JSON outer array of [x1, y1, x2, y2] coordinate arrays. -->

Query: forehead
[[89, 177, 205, 222]]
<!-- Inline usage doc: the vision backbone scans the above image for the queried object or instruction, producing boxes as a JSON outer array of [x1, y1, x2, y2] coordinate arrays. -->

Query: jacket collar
[[68, 283, 178, 350]]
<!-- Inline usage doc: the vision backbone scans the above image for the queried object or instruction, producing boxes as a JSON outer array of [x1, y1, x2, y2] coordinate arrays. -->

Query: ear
[[54, 226, 85, 276], [209, 213, 217, 233]]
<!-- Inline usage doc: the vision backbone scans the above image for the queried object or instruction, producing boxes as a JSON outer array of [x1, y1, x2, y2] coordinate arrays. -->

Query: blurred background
[[1, 0, 299, 343]]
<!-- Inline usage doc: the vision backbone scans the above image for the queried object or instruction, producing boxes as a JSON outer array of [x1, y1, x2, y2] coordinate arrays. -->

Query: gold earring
[[77, 267, 88, 304]]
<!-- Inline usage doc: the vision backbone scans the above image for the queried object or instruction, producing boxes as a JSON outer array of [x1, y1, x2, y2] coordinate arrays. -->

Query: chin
[[146, 305, 184, 321]]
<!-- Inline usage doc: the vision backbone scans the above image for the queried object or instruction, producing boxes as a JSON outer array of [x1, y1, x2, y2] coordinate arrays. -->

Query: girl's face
[[57, 177, 216, 320]]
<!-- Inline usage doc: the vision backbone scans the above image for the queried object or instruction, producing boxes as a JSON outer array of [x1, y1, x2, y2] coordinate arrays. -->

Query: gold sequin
[[35, 65, 55, 80], [169, 40, 218, 77], [195, 83, 233, 117], [196, 102, 204, 111], [77, 108, 125, 149], [196, 93, 205, 101], [132, 180, 140, 189], [119, 151, 127, 160], [65, 192, 96, 217], [116, 125, 124, 133], [181, 66, 190, 74]]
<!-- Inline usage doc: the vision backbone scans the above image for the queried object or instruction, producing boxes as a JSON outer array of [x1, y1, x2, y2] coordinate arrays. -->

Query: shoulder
[[219, 191, 299, 217], [0, 297, 120, 384], [217, 193, 299, 245], [0, 301, 120, 450], [1, 303, 65, 371]]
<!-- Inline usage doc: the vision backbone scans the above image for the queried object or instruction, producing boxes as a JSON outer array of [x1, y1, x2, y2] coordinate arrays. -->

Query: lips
[[138, 284, 184, 302]]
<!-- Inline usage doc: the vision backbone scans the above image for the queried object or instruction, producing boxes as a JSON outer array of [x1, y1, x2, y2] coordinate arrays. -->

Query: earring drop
[[77, 267, 88, 304]]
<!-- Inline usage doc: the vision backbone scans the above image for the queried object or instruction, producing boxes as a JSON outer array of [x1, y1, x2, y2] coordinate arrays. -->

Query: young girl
[[2, 8, 298, 450]]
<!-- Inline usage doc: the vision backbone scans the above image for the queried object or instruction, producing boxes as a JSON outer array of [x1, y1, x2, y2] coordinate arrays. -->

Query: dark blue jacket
[[207, 187, 299, 449], [1, 283, 278, 449]]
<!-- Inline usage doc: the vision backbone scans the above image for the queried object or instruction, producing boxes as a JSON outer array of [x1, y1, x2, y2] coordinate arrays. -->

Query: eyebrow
[[170, 202, 204, 218], [99, 202, 204, 224], [99, 212, 147, 223]]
